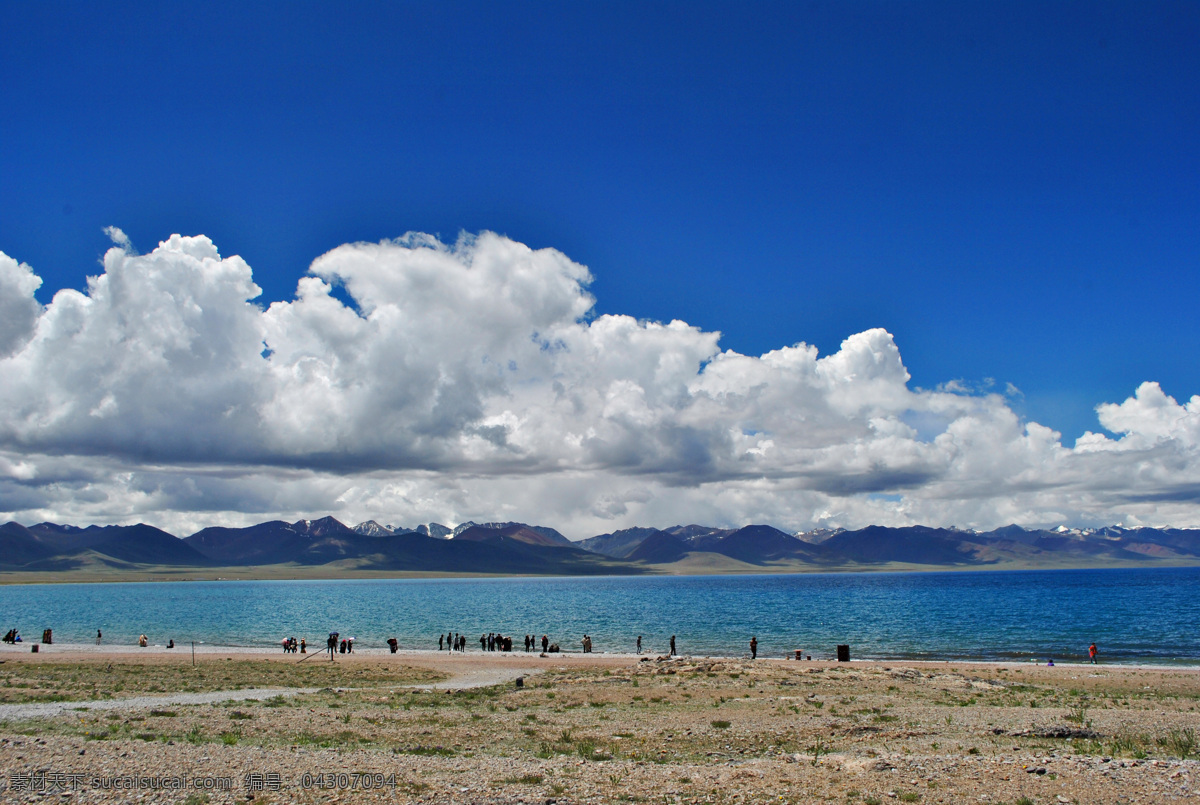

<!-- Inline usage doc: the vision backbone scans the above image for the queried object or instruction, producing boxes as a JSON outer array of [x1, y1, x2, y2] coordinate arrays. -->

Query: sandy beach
[[0, 644, 1197, 804]]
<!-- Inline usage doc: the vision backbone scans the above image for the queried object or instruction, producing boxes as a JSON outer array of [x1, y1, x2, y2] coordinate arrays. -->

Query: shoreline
[[8, 642, 1200, 672]]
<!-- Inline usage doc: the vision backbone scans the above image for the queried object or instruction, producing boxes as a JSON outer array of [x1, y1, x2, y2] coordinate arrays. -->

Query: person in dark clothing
[[387, 637, 398, 653], [542, 634, 549, 653], [327, 632, 339, 660], [669, 635, 676, 656], [749, 636, 758, 660], [480, 633, 486, 651], [439, 634, 444, 651], [636, 635, 642, 654]]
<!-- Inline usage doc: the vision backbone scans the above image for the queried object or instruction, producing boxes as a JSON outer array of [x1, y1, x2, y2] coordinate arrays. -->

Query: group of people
[[325, 632, 354, 656], [455, 633, 554, 653], [439, 633, 467, 652], [0, 625, 1103, 665], [479, 632, 513, 652]]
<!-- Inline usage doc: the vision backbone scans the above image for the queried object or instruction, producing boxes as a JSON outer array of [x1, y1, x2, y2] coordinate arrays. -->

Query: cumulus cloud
[[0, 252, 42, 358], [1, 231, 1199, 535]]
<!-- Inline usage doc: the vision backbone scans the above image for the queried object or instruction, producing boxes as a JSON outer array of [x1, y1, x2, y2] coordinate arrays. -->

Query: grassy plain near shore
[[0, 648, 1197, 804], [2, 554, 1199, 585]]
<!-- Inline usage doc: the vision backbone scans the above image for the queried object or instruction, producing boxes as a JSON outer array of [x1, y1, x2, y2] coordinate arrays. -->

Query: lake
[[1, 567, 1197, 664]]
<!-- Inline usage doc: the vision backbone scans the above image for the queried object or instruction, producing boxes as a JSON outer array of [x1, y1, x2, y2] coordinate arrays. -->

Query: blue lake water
[[1, 567, 1197, 664]]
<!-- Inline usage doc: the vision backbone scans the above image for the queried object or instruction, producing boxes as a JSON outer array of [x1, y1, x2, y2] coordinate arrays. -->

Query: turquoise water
[[1, 567, 1197, 664]]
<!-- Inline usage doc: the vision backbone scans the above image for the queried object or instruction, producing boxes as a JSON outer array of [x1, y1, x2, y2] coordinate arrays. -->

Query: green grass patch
[[395, 745, 456, 757]]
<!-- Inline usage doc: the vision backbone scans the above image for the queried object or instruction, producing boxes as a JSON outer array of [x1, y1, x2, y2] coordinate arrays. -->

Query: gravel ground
[[0, 651, 1196, 804]]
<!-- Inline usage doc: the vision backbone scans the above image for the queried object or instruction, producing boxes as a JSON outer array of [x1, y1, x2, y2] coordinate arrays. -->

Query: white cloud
[[1093, 382, 1200, 447], [103, 226, 135, 254], [1, 231, 1199, 535], [0, 252, 42, 358]]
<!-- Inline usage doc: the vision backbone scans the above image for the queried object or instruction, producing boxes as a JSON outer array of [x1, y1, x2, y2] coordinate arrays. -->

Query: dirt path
[[0, 662, 540, 721], [0, 687, 320, 721]]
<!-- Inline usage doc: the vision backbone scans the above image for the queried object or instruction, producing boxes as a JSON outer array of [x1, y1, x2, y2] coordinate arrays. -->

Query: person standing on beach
[[439, 634, 444, 651], [749, 636, 758, 660], [542, 634, 549, 653], [96, 629, 102, 645], [636, 635, 642, 654], [1089, 643, 1098, 664], [669, 635, 676, 656], [327, 632, 338, 660]]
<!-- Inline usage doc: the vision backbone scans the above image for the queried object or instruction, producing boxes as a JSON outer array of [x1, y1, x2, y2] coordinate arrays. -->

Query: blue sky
[[1, 3, 1198, 533]]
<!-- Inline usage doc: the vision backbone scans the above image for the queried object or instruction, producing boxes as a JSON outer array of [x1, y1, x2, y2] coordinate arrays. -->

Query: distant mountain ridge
[[176, 517, 599, 573], [573, 522, 1200, 569], [1, 517, 1198, 575]]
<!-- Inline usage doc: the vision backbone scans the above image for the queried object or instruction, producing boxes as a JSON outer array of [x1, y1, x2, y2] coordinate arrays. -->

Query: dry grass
[[2, 655, 1198, 803], [0, 657, 442, 703]]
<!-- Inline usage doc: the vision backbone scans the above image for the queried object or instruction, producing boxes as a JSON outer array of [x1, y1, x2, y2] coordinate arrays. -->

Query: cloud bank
[[1, 232, 1198, 536]]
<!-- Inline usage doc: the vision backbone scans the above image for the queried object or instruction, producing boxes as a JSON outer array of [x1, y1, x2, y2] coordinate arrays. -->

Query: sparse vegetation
[[0, 653, 1194, 803]]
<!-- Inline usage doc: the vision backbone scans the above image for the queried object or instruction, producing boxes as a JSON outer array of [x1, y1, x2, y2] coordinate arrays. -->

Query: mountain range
[[1, 517, 1198, 576]]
